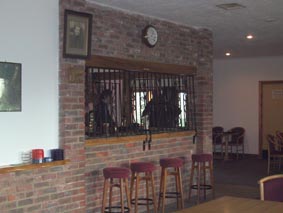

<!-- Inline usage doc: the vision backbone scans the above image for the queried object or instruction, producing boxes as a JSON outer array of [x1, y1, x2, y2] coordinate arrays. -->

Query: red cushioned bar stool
[[130, 162, 157, 213], [188, 153, 215, 204], [102, 167, 131, 213], [158, 158, 184, 213]]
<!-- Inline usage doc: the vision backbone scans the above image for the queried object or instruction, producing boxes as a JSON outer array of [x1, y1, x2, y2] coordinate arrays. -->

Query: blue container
[[44, 157, 53, 163], [32, 159, 43, 164], [51, 149, 64, 161]]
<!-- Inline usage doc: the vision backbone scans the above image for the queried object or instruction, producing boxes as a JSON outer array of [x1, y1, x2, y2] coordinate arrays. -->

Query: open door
[[259, 81, 283, 158]]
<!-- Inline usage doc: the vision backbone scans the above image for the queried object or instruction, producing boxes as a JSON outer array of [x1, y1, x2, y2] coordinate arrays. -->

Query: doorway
[[259, 81, 283, 158]]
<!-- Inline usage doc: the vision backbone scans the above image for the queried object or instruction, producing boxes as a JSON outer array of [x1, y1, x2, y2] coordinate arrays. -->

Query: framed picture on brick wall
[[63, 10, 92, 59], [0, 62, 21, 112]]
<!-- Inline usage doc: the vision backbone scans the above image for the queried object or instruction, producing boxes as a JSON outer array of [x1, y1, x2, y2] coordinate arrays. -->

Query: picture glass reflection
[[0, 62, 21, 112]]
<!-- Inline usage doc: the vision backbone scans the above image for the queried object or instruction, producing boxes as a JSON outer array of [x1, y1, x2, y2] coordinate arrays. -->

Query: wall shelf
[[0, 160, 70, 174]]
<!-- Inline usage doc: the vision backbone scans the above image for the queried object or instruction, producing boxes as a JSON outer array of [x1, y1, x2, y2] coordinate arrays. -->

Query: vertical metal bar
[[134, 71, 137, 134], [113, 69, 117, 136], [138, 71, 142, 128], [166, 73, 170, 130], [152, 71, 155, 129], [85, 67, 89, 136], [127, 71, 131, 136], [190, 76, 195, 130], [97, 68, 100, 94], [123, 70, 127, 136], [89, 67, 93, 136], [154, 73, 158, 131], [178, 74, 182, 128], [187, 75, 192, 129], [187, 76, 192, 130], [108, 69, 111, 90], [145, 70, 150, 131], [192, 75, 197, 131], [118, 69, 122, 136], [92, 68, 96, 137], [163, 73, 167, 131]]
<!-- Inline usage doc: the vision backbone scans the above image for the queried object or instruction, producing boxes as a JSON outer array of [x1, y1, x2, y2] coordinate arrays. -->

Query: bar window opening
[[85, 67, 196, 138]]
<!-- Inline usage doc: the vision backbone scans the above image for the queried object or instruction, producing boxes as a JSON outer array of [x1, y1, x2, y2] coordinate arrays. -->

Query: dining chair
[[258, 174, 283, 202], [227, 127, 245, 159], [212, 126, 224, 156], [266, 134, 283, 174]]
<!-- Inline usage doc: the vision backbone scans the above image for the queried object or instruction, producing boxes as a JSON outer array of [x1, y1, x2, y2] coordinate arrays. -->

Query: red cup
[[32, 149, 44, 160]]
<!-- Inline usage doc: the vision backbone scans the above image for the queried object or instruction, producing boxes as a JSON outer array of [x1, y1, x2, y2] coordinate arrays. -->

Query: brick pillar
[[195, 29, 213, 153], [59, 0, 88, 211]]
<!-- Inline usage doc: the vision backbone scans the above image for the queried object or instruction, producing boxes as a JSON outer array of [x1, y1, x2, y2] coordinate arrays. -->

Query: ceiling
[[87, 0, 283, 59]]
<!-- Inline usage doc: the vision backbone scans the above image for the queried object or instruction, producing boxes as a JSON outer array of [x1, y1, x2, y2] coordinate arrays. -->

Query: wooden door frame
[[259, 80, 283, 158]]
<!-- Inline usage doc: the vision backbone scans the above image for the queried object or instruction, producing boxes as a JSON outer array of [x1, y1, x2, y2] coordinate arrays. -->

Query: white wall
[[0, 0, 59, 165], [213, 56, 283, 154]]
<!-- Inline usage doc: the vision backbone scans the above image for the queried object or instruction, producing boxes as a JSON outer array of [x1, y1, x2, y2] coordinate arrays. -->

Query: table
[[174, 196, 283, 213]]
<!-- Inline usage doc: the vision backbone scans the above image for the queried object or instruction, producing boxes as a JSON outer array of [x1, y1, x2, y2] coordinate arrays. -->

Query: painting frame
[[63, 10, 92, 59], [0, 61, 22, 112]]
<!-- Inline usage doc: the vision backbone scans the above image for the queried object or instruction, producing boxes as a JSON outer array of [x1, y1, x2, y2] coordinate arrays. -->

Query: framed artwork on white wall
[[0, 62, 21, 112]]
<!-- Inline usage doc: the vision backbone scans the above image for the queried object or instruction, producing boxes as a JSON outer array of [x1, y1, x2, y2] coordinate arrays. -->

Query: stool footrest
[[159, 192, 181, 199], [191, 184, 212, 190], [104, 206, 130, 213], [131, 198, 153, 206]]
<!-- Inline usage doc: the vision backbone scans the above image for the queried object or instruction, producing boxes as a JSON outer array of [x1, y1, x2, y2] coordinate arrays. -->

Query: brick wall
[[0, 164, 85, 212], [85, 135, 196, 212], [0, 0, 212, 212]]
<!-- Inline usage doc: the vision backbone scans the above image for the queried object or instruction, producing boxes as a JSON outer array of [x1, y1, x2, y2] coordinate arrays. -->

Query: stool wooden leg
[[109, 178, 113, 210], [158, 167, 164, 210], [188, 162, 195, 201], [130, 172, 135, 204], [134, 174, 140, 213], [125, 178, 131, 212], [102, 178, 108, 213], [161, 169, 167, 213], [197, 163, 201, 204], [120, 179, 125, 213], [209, 161, 215, 198], [171, 167, 180, 209], [175, 168, 180, 209], [146, 172, 150, 213], [177, 167, 184, 209], [150, 172, 157, 213], [203, 162, 206, 200]]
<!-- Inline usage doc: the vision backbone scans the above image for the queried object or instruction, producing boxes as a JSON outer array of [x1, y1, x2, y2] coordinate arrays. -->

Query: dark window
[[85, 67, 196, 138]]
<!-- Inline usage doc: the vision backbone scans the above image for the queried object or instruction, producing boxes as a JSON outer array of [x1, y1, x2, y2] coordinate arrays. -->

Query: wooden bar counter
[[86, 130, 196, 146]]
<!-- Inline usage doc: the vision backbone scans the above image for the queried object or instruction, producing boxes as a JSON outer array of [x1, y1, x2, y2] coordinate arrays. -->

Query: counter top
[[86, 130, 196, 146]]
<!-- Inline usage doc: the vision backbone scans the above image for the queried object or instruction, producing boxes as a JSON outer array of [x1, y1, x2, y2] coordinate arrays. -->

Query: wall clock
[[142, 25, 158, 47]]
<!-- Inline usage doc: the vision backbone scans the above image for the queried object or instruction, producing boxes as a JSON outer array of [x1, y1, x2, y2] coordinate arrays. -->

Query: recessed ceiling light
[[216, 3, 246, 10], [246, 34, 253, 39], [225, 52, 231, 56], [264, 17, 277, 23]]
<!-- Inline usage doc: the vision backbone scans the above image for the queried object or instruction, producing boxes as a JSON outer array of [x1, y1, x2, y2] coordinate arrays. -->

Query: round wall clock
[[142, 25, 158, 47]]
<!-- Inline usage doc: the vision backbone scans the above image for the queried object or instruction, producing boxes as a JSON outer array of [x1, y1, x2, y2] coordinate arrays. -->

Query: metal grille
[[85, 67, 196, 138]]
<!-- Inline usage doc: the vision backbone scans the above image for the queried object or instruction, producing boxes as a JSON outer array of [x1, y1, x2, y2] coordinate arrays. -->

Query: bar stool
[[188, 153, 214, 204], [102, 167, 131, 213], [158, 158, 184, 213], [130, 162, 157, 213]]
